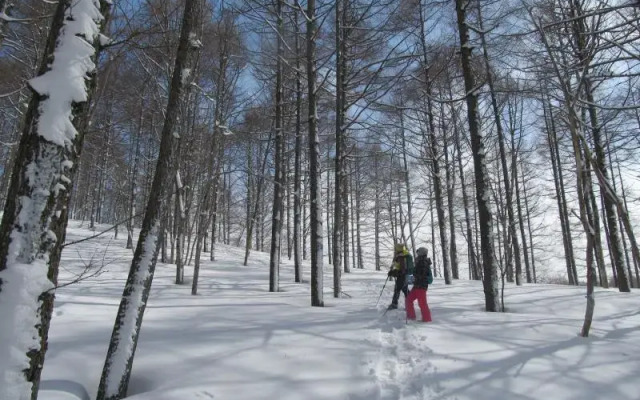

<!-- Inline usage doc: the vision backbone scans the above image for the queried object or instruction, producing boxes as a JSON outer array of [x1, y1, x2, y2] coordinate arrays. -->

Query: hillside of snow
[[38, 221, 640, 400]]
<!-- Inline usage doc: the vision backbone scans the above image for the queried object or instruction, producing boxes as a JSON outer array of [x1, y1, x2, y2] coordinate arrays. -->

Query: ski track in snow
[[363, 281, 448, 400]]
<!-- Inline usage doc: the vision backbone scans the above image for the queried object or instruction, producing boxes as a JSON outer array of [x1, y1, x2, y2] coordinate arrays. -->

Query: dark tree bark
[[543, 94, 577, 285], [327, 170, 333, 265], [455, 0, 499, 311], [269, 0, 284, 293], [293, 5, 303, 283], [174, 172, 185, 284], [333, 0, 344, 296], [508, 100, 532, 283], [521, 166, 536, 283], [354, 149, 364, 269], [127, 108, 142, 250], [374, 148, 381, 271], [306, 0, 324, 307], [439, 100, 459, 279], [585, 159, 608, 287], [449, 81, 478, 281]]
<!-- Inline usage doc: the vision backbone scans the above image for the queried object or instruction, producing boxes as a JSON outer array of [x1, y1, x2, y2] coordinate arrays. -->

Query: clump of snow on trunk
[[29, 0, 103, 147]]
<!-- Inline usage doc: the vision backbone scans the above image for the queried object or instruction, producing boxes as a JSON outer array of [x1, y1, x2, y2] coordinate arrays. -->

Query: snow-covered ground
[[38, 221, 640, 400]]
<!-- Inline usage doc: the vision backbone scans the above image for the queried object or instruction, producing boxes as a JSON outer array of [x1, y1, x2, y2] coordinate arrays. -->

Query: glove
[[388, 269, 398, 278]]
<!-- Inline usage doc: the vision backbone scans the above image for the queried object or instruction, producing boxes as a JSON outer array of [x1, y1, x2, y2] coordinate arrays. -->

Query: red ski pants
[[406, 287, 432, 322]]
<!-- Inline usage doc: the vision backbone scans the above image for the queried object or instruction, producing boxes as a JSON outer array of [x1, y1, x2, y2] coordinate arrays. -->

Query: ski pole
[[375, 276, 390, 307]]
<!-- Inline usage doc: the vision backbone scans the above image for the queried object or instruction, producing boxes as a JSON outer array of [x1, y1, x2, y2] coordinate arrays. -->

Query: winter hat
[[417, 247, 428, 256], [394, 243, 405, 253]]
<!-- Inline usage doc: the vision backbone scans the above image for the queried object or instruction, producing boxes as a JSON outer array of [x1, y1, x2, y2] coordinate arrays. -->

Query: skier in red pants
[[406, 247, 433, 322]]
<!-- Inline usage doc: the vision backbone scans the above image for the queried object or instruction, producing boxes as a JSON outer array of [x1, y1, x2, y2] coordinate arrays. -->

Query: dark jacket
[[413, 254, 433, 289]]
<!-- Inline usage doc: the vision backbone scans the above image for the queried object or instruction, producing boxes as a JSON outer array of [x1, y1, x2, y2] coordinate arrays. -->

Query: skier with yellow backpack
[[387, 242, 414, 310]]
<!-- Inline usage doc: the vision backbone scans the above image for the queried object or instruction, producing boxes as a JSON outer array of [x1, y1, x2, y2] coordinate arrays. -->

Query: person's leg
[[401, 277, 409, 299], [418, 289, 432, 322], [406, 288, 417, 319], [390, 276, 403, 307]]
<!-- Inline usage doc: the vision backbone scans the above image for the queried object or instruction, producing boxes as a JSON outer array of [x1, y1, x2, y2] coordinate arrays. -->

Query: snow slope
[[37, 221, 640, 400]]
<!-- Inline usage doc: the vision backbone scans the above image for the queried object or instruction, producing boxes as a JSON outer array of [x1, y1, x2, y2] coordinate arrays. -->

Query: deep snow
[[28, 221, 640, 399]]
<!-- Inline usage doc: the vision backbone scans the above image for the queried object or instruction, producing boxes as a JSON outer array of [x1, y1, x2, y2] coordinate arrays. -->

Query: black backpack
[[414, 255, 434, 288]]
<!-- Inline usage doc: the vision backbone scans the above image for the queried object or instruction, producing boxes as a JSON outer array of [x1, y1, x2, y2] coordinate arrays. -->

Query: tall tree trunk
[[354, 150, 363, 269], [544, 95, 577, 285], [244, 142, 254, 260], [293, 5, 303, 282], [210, 173, 220, 261], [509, 120, 531, 283], [586, 163, 607, 287], [455, 0, 498, 310], [613, 149, 640, 287], [226, 173, 231, 245], [374, 150, 381, 271], [521, 167, 536, 283], [286, 152, 292, 260], [306, 0, 324, 307], [493, 177, 505, 277], [349, 165, 356, 271], [332, 0, 344, 295], [0, 1, 110, 398], [509, 96, 531, 282], [174, 171, 185, 284], [450, 88, 478, 280], [269, 0, 284, 293], [428, 175, 438, 277], [585, 85, 628, 290], [440, 100, 459, 279], [399, 104, 416, 255], [419, 0, 450, 283], [193, 162, 222, 294], [388, 184, 397, 243], [327, 170, 332, 265], [127, 110, 142, 250], [342, 162, 350, 275], [477, 1, 522, 285], [244, 135, 271, 266], [303, 170, 308, 261], [97, 0, 203, 395]]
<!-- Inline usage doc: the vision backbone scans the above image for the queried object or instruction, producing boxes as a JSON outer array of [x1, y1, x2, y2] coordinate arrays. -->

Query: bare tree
[[269, 0, 285, 292], [97, 0, 204, 396], [455, 0, 499, 311], [306, 0, 324, 307]]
